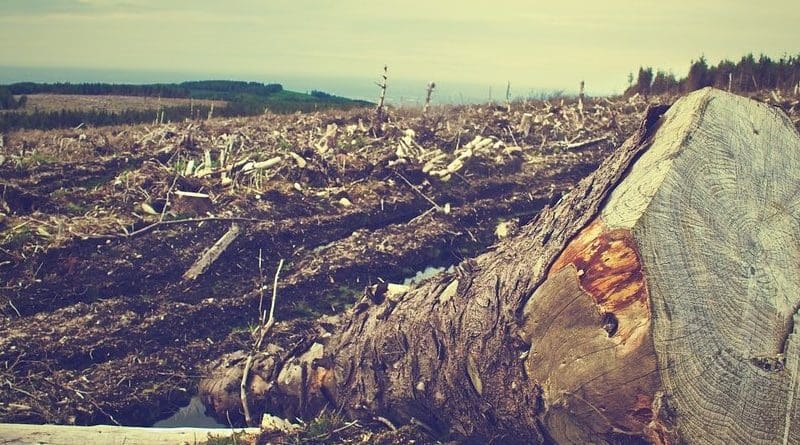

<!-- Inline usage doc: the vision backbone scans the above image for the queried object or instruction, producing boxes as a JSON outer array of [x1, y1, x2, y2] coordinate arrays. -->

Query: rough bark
[[205, 88, 800, 444]]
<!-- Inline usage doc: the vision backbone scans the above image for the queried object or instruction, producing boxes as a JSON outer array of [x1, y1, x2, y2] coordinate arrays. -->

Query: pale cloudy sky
[[0, 0, 798, 98]]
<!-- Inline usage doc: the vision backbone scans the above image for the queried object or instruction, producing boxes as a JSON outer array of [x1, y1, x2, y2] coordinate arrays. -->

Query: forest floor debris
[[1, 91, 797, 443]]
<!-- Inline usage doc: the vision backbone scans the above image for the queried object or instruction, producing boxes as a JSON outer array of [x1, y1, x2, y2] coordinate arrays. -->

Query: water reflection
[[153, 396, 225, 428], [402, 265, 455, 286]]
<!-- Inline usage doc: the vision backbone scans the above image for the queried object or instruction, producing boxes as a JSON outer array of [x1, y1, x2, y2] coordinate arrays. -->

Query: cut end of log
[[526, 87, 800, 444], [630, 88, 800, 444]]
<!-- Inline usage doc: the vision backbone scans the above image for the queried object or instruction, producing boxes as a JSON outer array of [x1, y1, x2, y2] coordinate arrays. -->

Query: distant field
[[11, 94, 226, 113], [0, 81, 371, 131]]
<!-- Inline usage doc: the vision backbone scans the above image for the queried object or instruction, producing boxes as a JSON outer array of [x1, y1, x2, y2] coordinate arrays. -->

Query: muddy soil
[[2, 92, 793, 434]]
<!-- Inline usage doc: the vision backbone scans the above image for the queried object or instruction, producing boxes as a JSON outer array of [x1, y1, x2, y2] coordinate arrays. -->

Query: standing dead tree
[[506, 81, 512, 112], [204, 88, 800, 444], [372, 65, 389, 136], [423, 81, 436, 115]]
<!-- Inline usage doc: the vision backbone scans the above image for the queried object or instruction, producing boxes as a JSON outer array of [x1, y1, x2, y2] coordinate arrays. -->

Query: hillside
[[8, 94, 225, 114], [0, 80, 372, 131]]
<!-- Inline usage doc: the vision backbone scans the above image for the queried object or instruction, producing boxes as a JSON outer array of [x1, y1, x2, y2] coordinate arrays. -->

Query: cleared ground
[[0, 91, 797, 442], [10, 94, 226, 113]]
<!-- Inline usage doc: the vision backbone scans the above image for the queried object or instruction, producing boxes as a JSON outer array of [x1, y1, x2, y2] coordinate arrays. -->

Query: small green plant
[[1, 225, 33, 250], [204, 430, 249, 445], [229, 320, 260, 336], [65, 201, 87, 215], [286, 410, 352, 444], [342, 135, 370, 153], [171, 157, 189, 175], [276, 137, 293, 151], [15, 150, 56, 168], [287, 300, 320, 318]]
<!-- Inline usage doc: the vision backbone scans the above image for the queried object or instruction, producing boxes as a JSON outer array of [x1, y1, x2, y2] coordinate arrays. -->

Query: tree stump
[[203, 88, 800, 444]]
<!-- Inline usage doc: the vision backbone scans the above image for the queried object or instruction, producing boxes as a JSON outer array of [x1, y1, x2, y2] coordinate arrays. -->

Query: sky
[[1, 0, 799, 101]]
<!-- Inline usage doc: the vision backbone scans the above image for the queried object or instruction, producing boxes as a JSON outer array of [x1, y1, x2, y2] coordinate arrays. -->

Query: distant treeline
[[0, 102, 375, 133], [4, 80, 284, 99], [0, 86, 27, 110], [627, 53, 800, 96], [0, 80, 372, 131], [0, 106, 211, 132], [180, 80, 283, 99], [6, 82, 192, 98], [0, 98, 374, 132]]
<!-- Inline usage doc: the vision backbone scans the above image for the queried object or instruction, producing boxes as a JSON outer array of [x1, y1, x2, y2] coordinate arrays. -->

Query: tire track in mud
[[2, 156, 592, 318], [1, 161, 587, 367], [0, 91, 660, 426], [0, 156, 598, 425]]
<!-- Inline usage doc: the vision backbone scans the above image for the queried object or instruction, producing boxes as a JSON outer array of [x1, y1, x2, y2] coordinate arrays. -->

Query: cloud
[[0, 0, 798, 94]]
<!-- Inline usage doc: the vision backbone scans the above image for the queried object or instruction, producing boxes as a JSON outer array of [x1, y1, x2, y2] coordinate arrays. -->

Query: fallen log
[[182, 224, 241, 281], [0, 423, 257, 445], [203, 88, 800, 444]]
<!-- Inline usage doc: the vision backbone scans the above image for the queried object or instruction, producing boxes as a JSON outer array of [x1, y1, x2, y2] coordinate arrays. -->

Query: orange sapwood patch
[[549, 218, 648, 314]]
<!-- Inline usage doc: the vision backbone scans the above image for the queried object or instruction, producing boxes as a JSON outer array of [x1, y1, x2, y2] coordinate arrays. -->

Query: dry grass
[[11, 94, 226, 113]]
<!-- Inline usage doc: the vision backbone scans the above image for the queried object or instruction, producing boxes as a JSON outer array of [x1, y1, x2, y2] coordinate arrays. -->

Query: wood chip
[[438, 279, 458, 305], [466, 355, 483, 396], [242, 156, 282, 173], [140, 202, 158, 215], [183, 159, 195, 176], [173, 190, 210, 199], [289, 152, 307, 168], [261, 413, 301, 434]]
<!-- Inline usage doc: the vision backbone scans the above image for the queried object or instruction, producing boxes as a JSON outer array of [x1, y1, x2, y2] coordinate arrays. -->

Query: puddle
[[152, 396, 225, 428], [402, 264, 455, 286]]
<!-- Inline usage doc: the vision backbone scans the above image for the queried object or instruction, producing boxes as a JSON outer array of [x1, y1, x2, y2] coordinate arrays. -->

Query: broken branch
[[241, 258, 284, 426], [182, 224, 241, 281]]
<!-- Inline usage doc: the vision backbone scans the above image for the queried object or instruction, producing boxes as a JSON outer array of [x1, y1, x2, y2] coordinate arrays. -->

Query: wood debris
[[182, 224, 241, 281]]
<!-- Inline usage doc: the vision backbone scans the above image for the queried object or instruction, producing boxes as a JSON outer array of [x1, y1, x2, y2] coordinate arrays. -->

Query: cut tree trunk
[[202, 88, 800, 444]]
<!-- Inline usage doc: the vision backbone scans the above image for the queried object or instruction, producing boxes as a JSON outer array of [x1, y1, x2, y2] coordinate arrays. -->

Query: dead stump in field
[[204, 88, 800, 444]]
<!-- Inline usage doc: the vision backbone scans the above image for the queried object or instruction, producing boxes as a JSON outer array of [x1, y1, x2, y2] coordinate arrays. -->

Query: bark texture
[[208, 88, 800, 444], [239, 103, 668, 443]]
